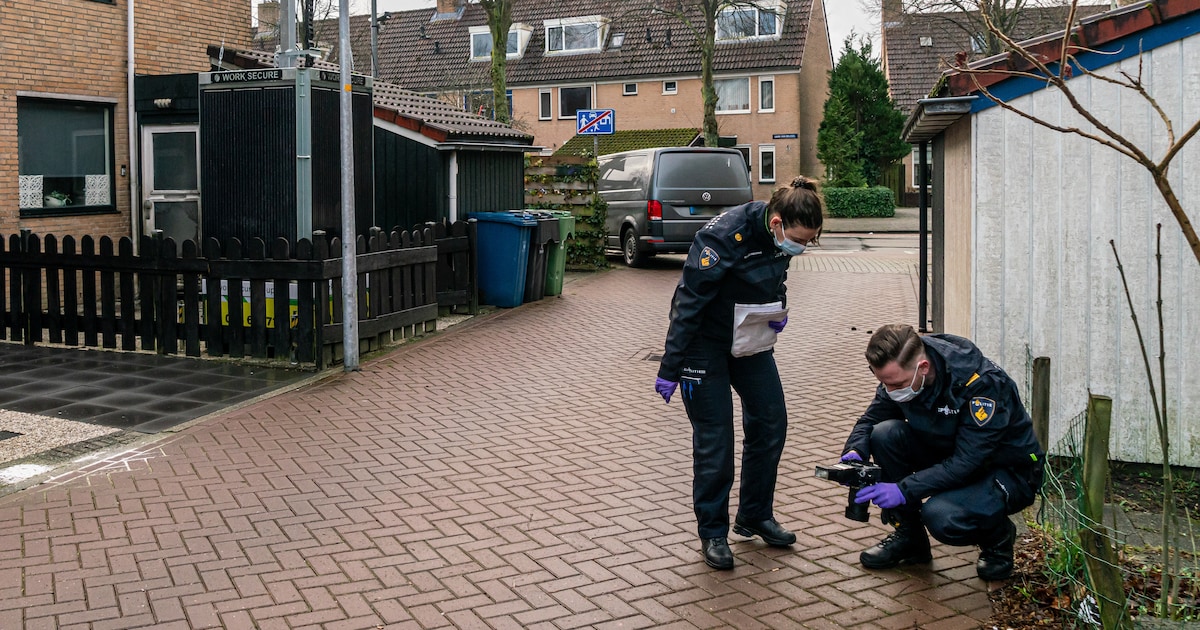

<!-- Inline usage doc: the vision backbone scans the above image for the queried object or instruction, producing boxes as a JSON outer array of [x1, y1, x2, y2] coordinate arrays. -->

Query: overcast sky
[[254, 0, 881, 58]]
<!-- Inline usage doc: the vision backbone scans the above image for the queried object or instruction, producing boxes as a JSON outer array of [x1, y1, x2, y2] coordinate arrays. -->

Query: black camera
[[814, 460, 882, 523]]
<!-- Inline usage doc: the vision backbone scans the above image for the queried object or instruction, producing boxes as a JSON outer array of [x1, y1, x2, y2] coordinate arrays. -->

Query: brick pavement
[[0, 249, 993, 629]]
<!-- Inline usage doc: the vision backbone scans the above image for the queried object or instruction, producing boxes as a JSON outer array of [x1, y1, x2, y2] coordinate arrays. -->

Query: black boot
[[732, 516, 796, 547], [860, 518, 932, 570], [701, 537, 734, 570], [976, 518, 1017, 581]]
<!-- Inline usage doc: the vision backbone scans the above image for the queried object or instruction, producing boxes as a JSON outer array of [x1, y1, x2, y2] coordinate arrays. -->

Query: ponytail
[[768, 176, 824, 231], [789, 176, 818, 192]]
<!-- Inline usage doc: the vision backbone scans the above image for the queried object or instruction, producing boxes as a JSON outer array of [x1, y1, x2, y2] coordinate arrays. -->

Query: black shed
[[208, 47, 534, 234], [371, 83, 533, 230]]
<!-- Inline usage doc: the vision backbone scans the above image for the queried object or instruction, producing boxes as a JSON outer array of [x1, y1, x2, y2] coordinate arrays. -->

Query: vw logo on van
[[702, 191, 712, 202]]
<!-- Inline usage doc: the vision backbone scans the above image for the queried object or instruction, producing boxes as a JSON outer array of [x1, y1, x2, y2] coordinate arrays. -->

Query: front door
[[141, 125, 201, 246]]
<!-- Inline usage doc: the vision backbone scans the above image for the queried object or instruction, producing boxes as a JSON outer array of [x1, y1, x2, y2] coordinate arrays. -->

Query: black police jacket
[[658, 201, 791, 381], [842, 334, 1045, 501]]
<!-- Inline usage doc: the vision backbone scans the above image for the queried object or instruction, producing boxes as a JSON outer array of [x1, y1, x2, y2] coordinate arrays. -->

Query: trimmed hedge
[[823, 186, 896, 218]]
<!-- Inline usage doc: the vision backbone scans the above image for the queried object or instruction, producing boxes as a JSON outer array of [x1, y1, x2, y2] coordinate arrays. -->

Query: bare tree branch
[[962, 2, 1200, 263], [649, 0, 775, 147], [1160, 117, 1200, 174], [961, 11, 1157, 168], [967, 76, 1144, 163], [1109, 46, 1178, 146]]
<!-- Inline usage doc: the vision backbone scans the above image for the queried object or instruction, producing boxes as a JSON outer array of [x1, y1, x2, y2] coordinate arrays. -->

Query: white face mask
[[887, 367, 925, 403], [772, 222, 807, 256]]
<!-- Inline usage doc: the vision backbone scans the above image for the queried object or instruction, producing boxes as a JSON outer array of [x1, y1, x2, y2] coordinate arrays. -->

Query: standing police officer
[[843, 324, 1044, 580], [655, 177, 824, 570]]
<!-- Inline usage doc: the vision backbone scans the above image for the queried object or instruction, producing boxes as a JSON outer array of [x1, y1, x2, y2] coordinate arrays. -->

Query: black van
[[597, 147, 753, 267]]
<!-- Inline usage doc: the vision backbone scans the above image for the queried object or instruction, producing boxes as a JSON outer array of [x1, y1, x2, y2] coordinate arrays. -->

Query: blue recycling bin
[[469, 212, 537, 308]]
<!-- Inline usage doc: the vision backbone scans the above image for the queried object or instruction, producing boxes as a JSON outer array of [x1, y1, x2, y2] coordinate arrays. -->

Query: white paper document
[[731, 301, 788, 358]]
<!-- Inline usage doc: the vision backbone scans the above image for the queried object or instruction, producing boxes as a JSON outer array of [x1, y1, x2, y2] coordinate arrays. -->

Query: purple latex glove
[[768, 315, 788, 333], [840, 451, 862, 463], [854, 482, 907, 509], [655, 377, 679, 404]]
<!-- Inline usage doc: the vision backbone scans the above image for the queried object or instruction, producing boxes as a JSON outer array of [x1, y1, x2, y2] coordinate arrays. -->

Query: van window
[[598, 154, 648, 191], [657, 153, 750, 189]]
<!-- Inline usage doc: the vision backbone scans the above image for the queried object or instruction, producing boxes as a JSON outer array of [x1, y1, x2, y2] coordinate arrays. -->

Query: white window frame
[[558, 84, 594, 119], [758, 76, 775, 112], [662, 80, 678, 95], [758, 144, 776, 183], [17, 96, 116, 213], [545, 15, 609, 55], [912, 145, 933, 188], [538, 89, 552, 120], [716, 2, 784, 41], [714, 77, 751, 114], [469, 24, 532, 61], [622, 82, 638, 96]]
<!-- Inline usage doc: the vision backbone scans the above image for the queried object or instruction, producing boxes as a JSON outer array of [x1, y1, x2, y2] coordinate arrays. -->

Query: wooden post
[[1080, 394, 1130, 629], [1032, 357, 1051, 450]]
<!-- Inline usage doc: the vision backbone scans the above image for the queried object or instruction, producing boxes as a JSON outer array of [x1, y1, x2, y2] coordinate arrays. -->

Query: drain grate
[[0, 431, 22, 441]]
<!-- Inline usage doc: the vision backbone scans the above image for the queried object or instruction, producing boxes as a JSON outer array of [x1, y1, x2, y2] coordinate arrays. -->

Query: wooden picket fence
[[0, 220, 477, 369], [406, 219, 478, 316]]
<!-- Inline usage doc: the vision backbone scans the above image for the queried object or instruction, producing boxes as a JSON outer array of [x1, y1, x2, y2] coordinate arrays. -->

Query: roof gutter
[[435, 141, 539, 152], [902, 96, 976, 144]]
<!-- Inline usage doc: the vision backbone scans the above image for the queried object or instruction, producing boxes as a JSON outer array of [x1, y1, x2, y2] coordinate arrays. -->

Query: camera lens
[[845, 487, 870, 522]]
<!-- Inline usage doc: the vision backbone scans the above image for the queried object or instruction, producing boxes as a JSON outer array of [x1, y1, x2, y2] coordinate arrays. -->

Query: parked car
[[597, 147, 753, 267]]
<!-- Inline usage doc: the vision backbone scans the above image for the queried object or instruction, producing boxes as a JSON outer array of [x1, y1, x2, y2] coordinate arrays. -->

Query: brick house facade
[[0, 0, 251, 239], [321, 0, 832, 201]]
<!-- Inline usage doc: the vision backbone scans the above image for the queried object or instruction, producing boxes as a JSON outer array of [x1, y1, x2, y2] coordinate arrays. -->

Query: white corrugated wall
[[969, 32, 1200, 466]]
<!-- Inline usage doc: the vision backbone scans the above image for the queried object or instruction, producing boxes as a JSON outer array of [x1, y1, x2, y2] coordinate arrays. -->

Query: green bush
[[824, 186, 896, 218]]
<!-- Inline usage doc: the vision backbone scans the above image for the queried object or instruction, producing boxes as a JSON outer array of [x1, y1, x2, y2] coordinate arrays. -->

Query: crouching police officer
[[842, 324, 1044, 581], [655, 177, 824, 570]]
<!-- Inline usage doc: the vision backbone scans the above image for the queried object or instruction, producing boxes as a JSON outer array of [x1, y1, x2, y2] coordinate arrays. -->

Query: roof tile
[[208, 45, 532, 144], [316, 0, 814, 92], [942, 1, 1200, 97], [883, 5, 1105, 115]]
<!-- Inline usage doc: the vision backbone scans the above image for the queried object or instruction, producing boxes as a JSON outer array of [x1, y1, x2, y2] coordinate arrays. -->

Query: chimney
[[257, 1, 280, 34], [436, 0, 465, 15], [883, 0, 903, 28]]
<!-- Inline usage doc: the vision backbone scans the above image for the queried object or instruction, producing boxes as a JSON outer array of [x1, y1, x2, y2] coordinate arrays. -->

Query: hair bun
[[790, 176, 816, 191]]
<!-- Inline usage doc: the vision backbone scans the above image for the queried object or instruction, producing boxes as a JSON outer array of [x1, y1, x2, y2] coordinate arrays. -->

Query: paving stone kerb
[[0, 250, 992, 629]]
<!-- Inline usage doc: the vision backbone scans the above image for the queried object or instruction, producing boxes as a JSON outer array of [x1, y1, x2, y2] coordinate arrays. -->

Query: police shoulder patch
[[699, 246, 720, 269], [970, 397, 997, 426]]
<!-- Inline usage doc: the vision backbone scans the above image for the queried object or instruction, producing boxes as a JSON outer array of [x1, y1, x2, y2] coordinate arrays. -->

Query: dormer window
[[970, 34, 986, 54], [717, 2, 784, 41], [470, 23, 532, 61], [545, 15, 609, 54]]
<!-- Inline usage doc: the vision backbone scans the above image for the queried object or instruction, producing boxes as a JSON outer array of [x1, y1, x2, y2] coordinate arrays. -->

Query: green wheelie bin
[[544, 211, 576, 296]]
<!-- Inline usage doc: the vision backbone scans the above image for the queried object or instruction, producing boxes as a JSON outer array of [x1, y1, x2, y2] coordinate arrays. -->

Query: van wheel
[[623, 228, 650, 267]]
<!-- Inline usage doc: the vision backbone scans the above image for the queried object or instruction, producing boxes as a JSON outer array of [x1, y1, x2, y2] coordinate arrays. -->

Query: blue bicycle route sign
[[576, 109, 615, 135]]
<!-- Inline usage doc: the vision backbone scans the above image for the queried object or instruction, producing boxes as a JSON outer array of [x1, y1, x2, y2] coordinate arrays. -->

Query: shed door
[[141, 125, 201, 245]]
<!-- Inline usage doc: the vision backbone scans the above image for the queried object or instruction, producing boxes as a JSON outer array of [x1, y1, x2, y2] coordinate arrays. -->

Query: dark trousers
[[870, 419, 1042, 546], [680, 343, 787, 539]]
